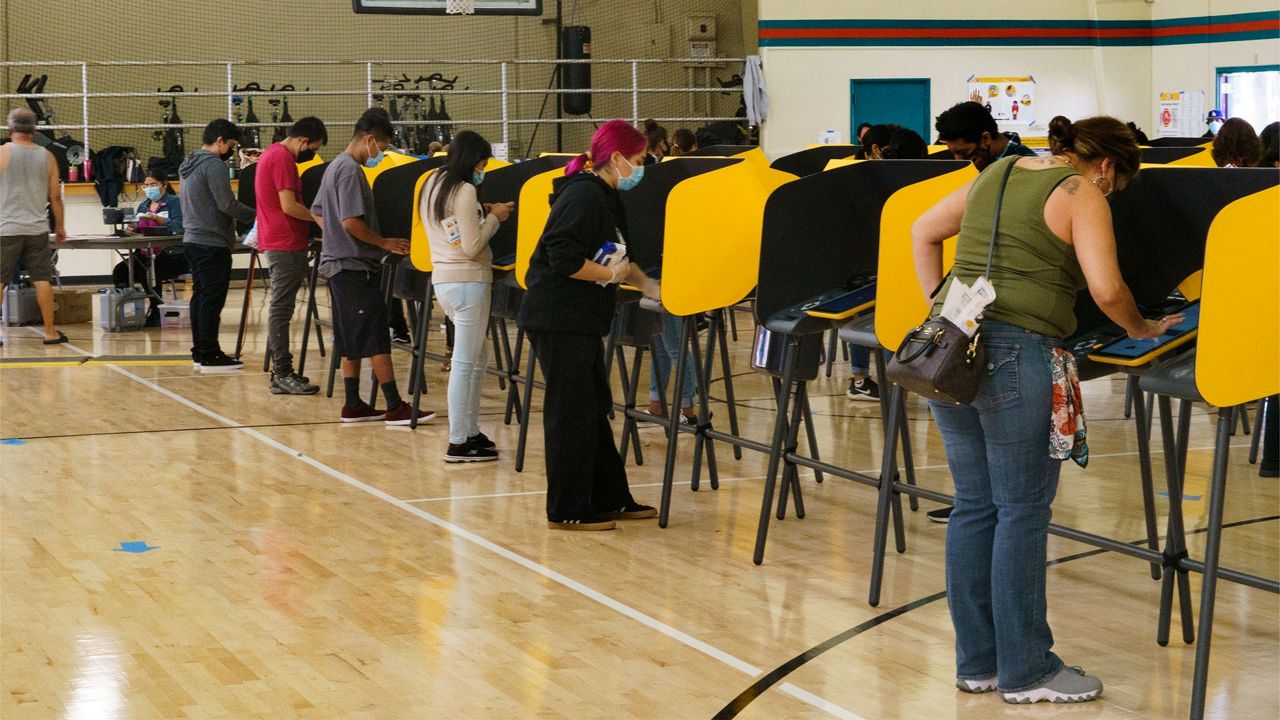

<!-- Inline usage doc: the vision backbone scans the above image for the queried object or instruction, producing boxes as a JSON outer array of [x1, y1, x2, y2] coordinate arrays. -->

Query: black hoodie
[[517, 172, 628, 337]]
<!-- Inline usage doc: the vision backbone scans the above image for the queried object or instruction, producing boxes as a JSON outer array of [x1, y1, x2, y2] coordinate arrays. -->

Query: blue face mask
[[143, 186, 163, 201], [364, 138, 385, 169], [472, 169, 485, 186], [616, 160, 644, 191]]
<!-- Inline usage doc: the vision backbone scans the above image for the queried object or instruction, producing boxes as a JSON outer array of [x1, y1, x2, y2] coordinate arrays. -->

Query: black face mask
[[296, 148, 316, 164], [219, 146, 235, 162]]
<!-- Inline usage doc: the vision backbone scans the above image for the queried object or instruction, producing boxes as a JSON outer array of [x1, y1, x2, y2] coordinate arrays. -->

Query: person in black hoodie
[[179, 119, 255, 372], [518, 119, 661, 531]]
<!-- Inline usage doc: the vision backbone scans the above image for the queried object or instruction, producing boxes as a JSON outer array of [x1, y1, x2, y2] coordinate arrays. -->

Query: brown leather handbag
[[886, 159, 1017, 405]]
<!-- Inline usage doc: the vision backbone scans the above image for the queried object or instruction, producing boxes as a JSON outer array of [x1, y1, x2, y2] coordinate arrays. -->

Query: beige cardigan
[[420, 174, 500, 284]]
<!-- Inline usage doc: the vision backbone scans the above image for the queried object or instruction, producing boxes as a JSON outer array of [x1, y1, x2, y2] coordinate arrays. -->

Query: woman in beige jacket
[[421, 131, 513, 462]]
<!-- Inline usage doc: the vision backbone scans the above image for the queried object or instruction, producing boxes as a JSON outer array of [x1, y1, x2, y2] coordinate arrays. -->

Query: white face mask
[[1209, 121, 1224, 134]]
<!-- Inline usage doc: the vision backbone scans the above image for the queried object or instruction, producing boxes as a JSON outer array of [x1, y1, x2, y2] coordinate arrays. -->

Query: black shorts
[[328, 269, 391, 360]]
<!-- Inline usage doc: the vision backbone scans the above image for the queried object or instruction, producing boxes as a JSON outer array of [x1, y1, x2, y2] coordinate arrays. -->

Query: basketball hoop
[[445, 0, 475, 14]]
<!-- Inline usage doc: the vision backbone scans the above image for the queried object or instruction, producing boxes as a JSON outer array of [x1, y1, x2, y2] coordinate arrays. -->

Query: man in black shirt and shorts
[[310, 108, 434, 425]]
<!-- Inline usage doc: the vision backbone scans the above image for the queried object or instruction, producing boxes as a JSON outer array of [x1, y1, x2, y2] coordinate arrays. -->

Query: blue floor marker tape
[[112, 541, 159, 553], [0, 438, 25, 445]]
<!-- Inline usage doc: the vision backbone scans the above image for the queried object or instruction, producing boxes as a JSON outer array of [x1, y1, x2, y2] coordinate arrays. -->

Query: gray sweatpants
[[264, 249, 311, 375]]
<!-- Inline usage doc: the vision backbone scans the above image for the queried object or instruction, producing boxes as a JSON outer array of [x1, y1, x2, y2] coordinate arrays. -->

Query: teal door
[[851, 79, 932, 143]]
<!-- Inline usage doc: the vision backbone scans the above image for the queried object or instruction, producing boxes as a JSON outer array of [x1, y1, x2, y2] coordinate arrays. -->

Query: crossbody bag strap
[[982, 158, 1019, 278]]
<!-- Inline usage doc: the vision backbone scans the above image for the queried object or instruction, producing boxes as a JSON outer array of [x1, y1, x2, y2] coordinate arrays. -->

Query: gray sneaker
[[1000, 666, 1102, 704], [271, 372, 320, 395], [956, 676, 997, 694]]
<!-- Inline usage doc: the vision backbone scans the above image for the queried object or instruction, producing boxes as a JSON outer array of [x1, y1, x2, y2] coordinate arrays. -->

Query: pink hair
[[565, 119, 648, 175]]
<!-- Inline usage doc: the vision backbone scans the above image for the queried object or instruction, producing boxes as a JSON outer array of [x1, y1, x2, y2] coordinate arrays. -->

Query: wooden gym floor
[[1, 288, 1276, 719]]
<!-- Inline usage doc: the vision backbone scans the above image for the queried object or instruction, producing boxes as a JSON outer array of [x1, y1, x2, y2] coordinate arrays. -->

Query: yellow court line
[[0, 358, 88, 368], [82, 359, 193, 367]]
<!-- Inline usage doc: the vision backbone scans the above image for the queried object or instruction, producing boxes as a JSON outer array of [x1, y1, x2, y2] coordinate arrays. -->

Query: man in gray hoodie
[[180, 119, 255, 372]]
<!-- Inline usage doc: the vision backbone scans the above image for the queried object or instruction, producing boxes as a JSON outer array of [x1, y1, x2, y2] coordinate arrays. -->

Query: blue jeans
[[928, 322, 1064, 692], [434, 282, 491, 444], [849, 344, 870, 376], [649, 309, 697, 408]]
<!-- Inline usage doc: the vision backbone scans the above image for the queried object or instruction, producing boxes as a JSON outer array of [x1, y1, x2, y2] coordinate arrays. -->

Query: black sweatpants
[[185, 243, 231, 362], [529, 330, 635, 521]]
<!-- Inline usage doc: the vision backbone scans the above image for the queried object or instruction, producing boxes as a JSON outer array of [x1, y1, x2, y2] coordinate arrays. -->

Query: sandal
[[42, 332, 69, 345]]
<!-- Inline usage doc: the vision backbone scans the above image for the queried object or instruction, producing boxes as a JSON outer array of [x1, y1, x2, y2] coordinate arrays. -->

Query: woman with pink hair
[[517, 119, 661, 531]]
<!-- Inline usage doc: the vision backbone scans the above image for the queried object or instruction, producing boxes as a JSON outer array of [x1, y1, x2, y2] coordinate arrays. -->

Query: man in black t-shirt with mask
[[935, 101, 1037, 172]]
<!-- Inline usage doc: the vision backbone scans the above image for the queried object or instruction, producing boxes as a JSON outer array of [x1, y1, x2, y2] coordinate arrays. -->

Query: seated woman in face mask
[[112, 171, 187, 325]]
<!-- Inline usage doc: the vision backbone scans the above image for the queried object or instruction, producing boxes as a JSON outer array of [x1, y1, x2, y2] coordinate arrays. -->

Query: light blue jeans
[[649, 309, 697, 409], [927, 321, 1065, 692], [434, 281, 491, 444]]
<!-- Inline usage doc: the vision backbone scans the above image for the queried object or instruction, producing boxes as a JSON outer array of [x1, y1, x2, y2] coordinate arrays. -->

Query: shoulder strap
[[983, 158, 1019, 278]]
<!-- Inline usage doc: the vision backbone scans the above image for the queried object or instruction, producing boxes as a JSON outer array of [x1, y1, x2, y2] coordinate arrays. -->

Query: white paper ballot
[[940, 275, 997, 337]]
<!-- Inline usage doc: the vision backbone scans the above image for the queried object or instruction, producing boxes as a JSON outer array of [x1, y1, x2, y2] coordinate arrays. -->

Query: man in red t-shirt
[[256, 116, 327, 395]]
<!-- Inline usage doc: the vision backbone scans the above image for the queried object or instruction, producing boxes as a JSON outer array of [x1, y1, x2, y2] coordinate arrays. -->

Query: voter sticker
[[443, 215, 462, 247]]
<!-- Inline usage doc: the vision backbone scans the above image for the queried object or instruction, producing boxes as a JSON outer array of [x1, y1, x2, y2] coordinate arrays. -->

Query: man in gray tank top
[[0, 108, 67, 344]]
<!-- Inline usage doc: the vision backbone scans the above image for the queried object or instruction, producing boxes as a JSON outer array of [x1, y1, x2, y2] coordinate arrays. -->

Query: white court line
[[399, 473, 799, 504], [29, 328, 861, 720]]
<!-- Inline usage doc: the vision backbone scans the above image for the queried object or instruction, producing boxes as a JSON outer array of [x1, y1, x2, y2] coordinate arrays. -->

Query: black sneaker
[[601, 502, 657, 520], [467, 432, 496, 450], [271, 372, 320, 395], [547, 515, 617, 531], [847, 377, 880, 401], [444, 440, 499, 463], [390, 328, 411, 345], [928, 506, 953, 523], [200, 353, 244, 373]]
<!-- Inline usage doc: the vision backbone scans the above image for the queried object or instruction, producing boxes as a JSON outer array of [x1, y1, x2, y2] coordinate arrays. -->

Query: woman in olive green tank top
[[908, 116, 1184, 703]]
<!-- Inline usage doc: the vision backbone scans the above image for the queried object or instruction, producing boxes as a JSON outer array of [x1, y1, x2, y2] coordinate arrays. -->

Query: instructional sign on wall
[[1157, 91, 1205, 137], [967, 76, 1036, 124]]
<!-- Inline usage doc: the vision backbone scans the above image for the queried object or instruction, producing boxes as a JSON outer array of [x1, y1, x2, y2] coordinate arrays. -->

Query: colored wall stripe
[[759, 11, 1280, 48]]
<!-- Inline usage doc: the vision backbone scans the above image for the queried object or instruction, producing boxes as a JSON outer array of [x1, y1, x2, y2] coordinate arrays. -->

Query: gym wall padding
[[660, 158, 794, 317], [1197, 185, 1280, 407], [873, 164, 977, 352], [755, 159, 970, 327]]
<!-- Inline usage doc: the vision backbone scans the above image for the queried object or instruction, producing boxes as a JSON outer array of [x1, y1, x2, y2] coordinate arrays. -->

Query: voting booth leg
[[297, 252, 324, 377], [714, 310, 743, 460], [1131, 376, 1166, 582], [515, 346, 540, 473], [1155, 395, 1196, 647], [408, 287, 435, 430], [752, 337, 799, 565], [799, 386, 824, 486], [875, 349, 917, 514], [688, 317, 720, 493], [618, 345, 647, 467], [1189, 407, 1235, 720], [868, 383, 907, 607], [824, 327, 838, 378], [234, 250, 259, 360], [658, 319, 695, 527], [490, 318, 508, 392], [325, 284, 342, 399], [504, 328, 526, 426], [775, 380, 809, 522]]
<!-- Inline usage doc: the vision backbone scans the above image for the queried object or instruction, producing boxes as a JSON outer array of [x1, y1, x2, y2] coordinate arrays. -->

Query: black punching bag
[[561, 26, 591, 116]]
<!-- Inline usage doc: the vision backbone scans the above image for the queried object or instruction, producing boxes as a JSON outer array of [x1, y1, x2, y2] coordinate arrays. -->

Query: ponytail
[[565, 152, 590, 176]]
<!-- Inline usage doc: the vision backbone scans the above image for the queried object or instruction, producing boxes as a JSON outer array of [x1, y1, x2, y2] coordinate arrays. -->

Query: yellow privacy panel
[[825, 157, 864, 172], [662, 161, 793, 316], [874, 165, 978, 351], [485, 157, 511, 171], [297, 155, 324, 175], [409, 168, 440, 272], [1196, 186, 1280, 407], [515, 167, 562, 288], [362, 150, 418, 186], [1170, 147, 1215, 167]]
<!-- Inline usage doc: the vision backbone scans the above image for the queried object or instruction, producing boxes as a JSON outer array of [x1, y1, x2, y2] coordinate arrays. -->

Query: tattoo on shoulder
[[1032, 157, 1054, 165], [1061, 177, 1081, 195]]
